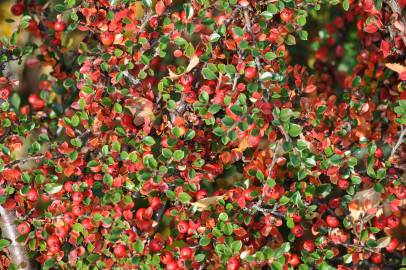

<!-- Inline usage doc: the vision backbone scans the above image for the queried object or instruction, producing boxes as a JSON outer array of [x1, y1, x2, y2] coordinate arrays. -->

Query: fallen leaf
[[385, 63, 406, 74], [349, 188, 382, 221], [376, 236, 391, 249], [168, 55, 200, 80], [125, 97, 155, 126], [191, 195, 224, 211]]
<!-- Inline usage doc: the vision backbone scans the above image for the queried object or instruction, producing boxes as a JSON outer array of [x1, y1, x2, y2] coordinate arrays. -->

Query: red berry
[[54, 225, 69, 238], [180, 73, 194, 86], [100, 32, 114, 46], [136, 208, 145, 220], [125, 229, 137, 242], [370, 253, 383, 264], [54, 21, 66, 31], [72, 204, 83, 216], [227, 257, 240, 270], [49, 243, 60, 254], [17, 222, 31, 235], [280, 8, 293, 22], [386, 238, 398, 252], [292, 214, 302, 223], [177, 221, 189, 234], [326, 215, 339, 228], [149, 239, 163, 252], [386, 215, 400, 229], [303, 240, 315, 252], [166, 261, 178, 270], [28, 20, 37, 31], [63, 212, 76, 224], [27, 188, 39, 202], [268, 28, 279, 42], [394, 185, 406, 199], [113, 244, 127, 258], [338, 179, 349, 190], [288, 253, 301, 267], [0, 87, 11, 100], [47, 235, 60, 247], [196, 190, 208, 200], [244, 67, 256, 79], [72, 192, 84, 204], [291, 225, 304, 237], [11, 2, 24, 16], [82, 218, 94, 230], [28, 93, 45, 110], [374, 147, 383, 158], [173, 49, 183, 58], [373, 216, 387, 229], [149, 197, 162, 210], [180, 247, 193, 258]]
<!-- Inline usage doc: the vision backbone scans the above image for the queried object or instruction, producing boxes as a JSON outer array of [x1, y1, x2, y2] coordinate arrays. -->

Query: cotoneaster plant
[[0, 0, 405, 270]]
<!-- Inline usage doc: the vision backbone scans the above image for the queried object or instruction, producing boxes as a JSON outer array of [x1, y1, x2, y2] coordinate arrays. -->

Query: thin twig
[[4, 130, 91, 169], [266, 139, 283, 179], [390, 125, 406, 159]]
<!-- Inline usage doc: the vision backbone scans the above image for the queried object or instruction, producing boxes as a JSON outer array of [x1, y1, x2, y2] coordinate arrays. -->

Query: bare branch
[[390, 125, 406, 159]]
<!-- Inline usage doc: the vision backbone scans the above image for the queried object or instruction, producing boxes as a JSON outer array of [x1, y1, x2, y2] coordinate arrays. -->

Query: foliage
[[0, 0, 405, 269]]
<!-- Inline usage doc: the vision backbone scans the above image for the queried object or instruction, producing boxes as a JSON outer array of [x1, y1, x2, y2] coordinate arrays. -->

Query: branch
[[266, 139, 283, 179], [243, 8, 262, 72], [4, 130, 91, 169], [272, 111, 291, 143], [0, 207, 34, 270], [385, 0, 406, 45], [390, 125, 406, 159]]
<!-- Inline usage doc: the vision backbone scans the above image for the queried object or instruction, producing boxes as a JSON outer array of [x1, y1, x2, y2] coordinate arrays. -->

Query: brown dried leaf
[[376, 236, 391, 249], [168, 55, 200, 80], [126, 97, 155, 126], [191, 195, 225, 211], [349, 188, 382, 221], [385, 63, 406, 74]]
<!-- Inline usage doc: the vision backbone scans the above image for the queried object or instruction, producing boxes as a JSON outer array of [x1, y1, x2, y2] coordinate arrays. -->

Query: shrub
[[0, 0, 405, 269]]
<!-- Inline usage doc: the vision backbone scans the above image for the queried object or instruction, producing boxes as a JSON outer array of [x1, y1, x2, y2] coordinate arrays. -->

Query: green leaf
[[143, 136, 156, 146], [261, 11, 274, 19], [271, 261, 283, 270], [0, 239, 10, 250], [285, 34, 296, 45], [219, 213, 228, 221], [210, 33, 221, 42], [142, 0, 152, 8], [352, 76, 361, 87], [10, 93, 20, 109], [73, 223, 84, 232], [288, 123, 302, 137], [185, 129, 196, 140], [259, 72, 274, 81], [195, 253, 206, 262], [231, 240, 242, 253], [199, 236, 210, 246], [179, 192, 191, 203], [173, 150, 185, 161], [232, 26, 244, 37], [297, 15, 306, 26], [44, 183, 63, 194], [343, 0, 350, 11], [230, 105, 243, 116], [202, 68, 217, 80]]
